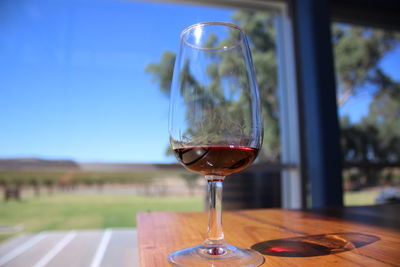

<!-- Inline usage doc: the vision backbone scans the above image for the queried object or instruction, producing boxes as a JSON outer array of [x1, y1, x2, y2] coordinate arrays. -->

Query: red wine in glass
[[174, 146, 259, 177]]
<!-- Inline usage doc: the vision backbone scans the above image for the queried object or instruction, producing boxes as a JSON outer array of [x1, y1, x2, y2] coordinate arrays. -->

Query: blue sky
[[0, 0, 233, 163], [0, 0, 398, 163]]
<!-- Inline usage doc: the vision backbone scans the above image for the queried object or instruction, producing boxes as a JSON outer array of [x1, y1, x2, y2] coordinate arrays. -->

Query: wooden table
[[138, 205, 400, 266]]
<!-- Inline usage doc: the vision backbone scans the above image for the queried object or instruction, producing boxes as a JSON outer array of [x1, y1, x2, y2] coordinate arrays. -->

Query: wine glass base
[[168, 242, 264, 267]]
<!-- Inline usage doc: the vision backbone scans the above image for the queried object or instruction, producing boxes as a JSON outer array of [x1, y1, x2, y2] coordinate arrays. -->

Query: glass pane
[[0, 0, 282, 247], [332, 23, 400, 206]]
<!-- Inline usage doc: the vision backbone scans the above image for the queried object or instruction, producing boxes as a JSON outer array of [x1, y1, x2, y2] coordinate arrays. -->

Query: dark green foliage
[[145, 51, 176, 96], [333, 25, 399, 104]]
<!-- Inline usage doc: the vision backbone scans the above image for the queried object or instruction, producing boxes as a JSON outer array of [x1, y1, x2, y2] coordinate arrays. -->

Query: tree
[[332, 25, 400, 106], [336, 26, 400, 160], [359, 85, 400, 168]]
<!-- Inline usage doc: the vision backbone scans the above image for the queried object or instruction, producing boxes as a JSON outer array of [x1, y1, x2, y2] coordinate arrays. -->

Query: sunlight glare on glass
[[194, 26, 203, 46]]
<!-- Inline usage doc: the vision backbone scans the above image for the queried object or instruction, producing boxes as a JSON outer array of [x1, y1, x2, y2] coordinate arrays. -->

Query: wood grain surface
[[137, 208, 400, 266]]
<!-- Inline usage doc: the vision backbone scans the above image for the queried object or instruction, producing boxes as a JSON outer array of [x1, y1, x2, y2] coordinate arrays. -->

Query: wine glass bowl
[[168, 22, 264, 266]]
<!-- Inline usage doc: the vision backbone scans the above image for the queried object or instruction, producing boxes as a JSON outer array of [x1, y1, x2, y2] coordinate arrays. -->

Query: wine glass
[[168, 22, 264, 266]]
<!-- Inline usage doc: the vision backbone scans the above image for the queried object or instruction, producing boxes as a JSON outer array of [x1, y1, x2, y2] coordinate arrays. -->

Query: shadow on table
[[251, 232, 379, 257]]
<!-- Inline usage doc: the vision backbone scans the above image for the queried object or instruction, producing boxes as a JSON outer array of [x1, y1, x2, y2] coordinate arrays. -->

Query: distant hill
[[78, 162, 158, 171], [0, 158, 80, 171], [78, 162, 181, 171], [0, 158, 181, 172]]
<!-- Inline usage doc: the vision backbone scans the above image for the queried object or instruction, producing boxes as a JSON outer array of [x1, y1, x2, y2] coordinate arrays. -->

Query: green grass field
[[0, 194, 203, 243], [344, 188, 379, 206], [0, 188, 381, 244]]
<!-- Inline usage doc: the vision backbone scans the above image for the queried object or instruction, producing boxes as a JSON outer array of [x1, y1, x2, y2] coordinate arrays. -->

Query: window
[[0, 0, 298, 245], [332, 22, 400, 206]]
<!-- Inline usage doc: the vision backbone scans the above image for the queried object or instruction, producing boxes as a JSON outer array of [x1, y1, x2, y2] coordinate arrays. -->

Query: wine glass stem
[[205, 175, 225, 246]]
